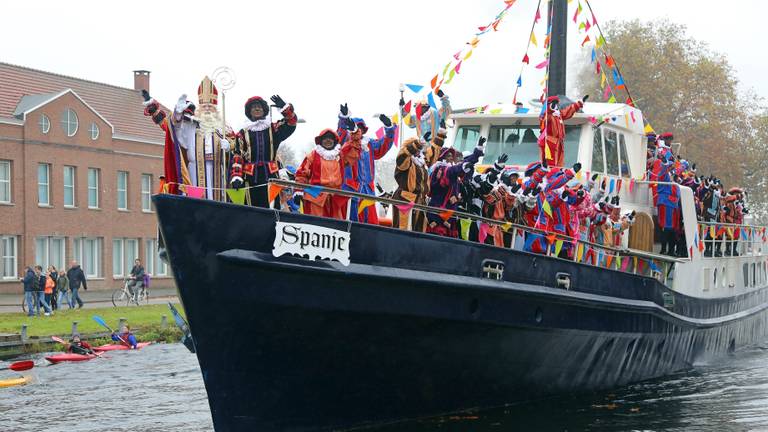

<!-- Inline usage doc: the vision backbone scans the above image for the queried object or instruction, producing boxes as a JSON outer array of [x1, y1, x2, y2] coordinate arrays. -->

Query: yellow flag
[[544, 142, 552, 159], [358, 199, 375, 214], [391, 113, 399, 124], [542, 199, 553, 217], [226, 188, 246, 205], [464, 50, 473, 60], [501, 222, 512, 231], [530, 32, 538, 47], [470, 37, 479, 47], [490, 108, 503, 114], [709, 225, 715, 238], [554, 240, 564, 257], [643, 123, 655, 134], [576, 243, 584, 261], [600, 72, 607, 88]]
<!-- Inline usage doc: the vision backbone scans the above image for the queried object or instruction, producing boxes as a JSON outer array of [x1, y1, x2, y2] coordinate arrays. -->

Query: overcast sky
[[3, 0, 765, 149]]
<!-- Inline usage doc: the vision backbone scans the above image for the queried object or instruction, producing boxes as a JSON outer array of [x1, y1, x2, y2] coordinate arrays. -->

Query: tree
[[575, 19, 753, 189]]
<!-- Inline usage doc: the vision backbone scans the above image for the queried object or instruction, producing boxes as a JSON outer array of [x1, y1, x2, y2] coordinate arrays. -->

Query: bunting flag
[[576, 243, 584, 262], [621, 257, 630, 272], [184, 185, 205, 199], [534, 7, 541, 23], [395, 202, 415, 213], [430, 75, 438, 89], [608, 179, 615, 194], [454, 61, 463, 74], [607, 95, 617, 103], [405, 84, 424, 93], [546, 234, 557, 245], [535, 59, 549, 69], [544, 143, 552, 160], [591, 47, 596, 63], [226, 188, 246, 205], [304, 186, 323, 198], [597, 250, 604, 266], [581, 35, 590, 47], [605, 254, 613, 268], [267, 183, 283, 203], [464, 50, 473, 60], [479, 223, 489, 244], [596, 61, 601, 74], [358, 199, 375, 214], [633, 256, 638, 272], [403, 100, 412, 114], [637, 259, 645, 274], [442, 62, 451, 78], [522, 53, 530, 64], [516, 75, 523, 87], [459, 218, 472, 240], [602, 85, 610, 100], [490, 108, 503, 114], [501, 222, 513, 232], [649, 261, 660, 273], [427, 92, 437, 110], [530, 32, 538, 47], [709, 225, 716, 238], [439, 209, 455, 221], [554, 240, 564, 257]]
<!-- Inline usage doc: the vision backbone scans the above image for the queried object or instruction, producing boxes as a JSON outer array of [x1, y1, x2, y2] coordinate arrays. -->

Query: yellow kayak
[[0, 375, 32, 388]]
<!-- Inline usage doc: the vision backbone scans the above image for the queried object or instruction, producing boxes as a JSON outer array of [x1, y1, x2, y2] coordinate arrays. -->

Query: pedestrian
[[47, 265, 59, 310], [66, 260, 87, 309], [56, 270, 70, 310], [22, 266, 37, 317], [43, 268, 55, 315], [35, 265, 52, 316]]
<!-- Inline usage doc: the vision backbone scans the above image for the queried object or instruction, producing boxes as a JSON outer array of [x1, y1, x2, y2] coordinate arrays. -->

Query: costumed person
[[400, 90, 452, 140], [600, 197, 636, 248], [392, 130, 447, 231], [701, 177, 722, 257], [426, 140, 484, 237], [723, 187, 744, 256], [649, 139, 680, 256], [295, 129, 354, 219], [337, 104, 397, 223], [539, 95, 587, 167], [141, 77, 231, 200], [526, 163, 582, 257], [233, 94, 297, 207]]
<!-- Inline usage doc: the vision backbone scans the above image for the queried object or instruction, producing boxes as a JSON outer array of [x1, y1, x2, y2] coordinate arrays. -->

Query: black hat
[[244, 96, 270, 121]]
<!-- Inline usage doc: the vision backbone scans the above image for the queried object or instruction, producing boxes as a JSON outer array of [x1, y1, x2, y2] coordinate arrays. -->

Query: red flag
[[535, 7, 541, 23], [606, 55, 615, 68], [453, 51, 461, 60], [430, 75, 438, 89], [404, 100, 412, 114], [627, 98, 635, 108], [581, 35, 591, 47], [596, 62, 601, 74], [478, 26, 487, 31], [522, 53, 530, 64]]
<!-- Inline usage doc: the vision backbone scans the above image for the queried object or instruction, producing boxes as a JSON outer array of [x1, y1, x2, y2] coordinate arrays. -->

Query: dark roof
[[0, 62, 164, 142]]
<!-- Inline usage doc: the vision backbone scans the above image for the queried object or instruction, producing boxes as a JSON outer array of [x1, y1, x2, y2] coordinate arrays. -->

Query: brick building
[[0, 62, 173, 294]]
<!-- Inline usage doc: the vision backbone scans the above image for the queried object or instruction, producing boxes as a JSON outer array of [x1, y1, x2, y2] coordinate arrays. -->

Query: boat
[[0, 375, 32, 388], [44, 353, 98, 364], [92, 342, 152, 352], [154, 1, 768, 431]]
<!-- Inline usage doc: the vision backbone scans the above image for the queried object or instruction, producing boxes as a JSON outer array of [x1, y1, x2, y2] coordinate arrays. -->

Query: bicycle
[[112, 278, 150, 307]]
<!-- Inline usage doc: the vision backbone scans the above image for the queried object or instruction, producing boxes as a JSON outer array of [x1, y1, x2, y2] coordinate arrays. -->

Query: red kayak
[[93, 342, 152, 352], [45, 353, 97, 364]]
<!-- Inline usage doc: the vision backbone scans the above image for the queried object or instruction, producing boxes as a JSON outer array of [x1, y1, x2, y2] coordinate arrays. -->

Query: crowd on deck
[[149, 78, 750, 261]]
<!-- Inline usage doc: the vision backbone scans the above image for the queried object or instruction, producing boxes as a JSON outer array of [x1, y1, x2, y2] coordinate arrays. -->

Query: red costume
[[539, 96, 583, 167]]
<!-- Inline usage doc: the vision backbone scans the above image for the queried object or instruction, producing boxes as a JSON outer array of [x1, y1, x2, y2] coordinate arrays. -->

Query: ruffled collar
[[315, 144, 340, 161], [411, 152, 425, 167], [243, 116, 272, 132]]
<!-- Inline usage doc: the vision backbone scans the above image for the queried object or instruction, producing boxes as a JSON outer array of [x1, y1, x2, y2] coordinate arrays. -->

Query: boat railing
[[268, 178, 684, 284], [697, 221, 767, 259]]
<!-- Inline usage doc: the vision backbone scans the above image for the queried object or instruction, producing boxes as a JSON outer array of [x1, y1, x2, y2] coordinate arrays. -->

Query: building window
[[145, 239, 167, 276], [88, 168, 100, 209], [74, 237, 102, 278], [141, 174, 153, 212], [112, 238, 123, 277], [39, 114, 50, 134], [0, 160, 10, 204], [61, 108, 78, 137], [117, 171, 128, 210], [63, 166, 76, 207], [89, 122, 99, 140], [1, 236, 17, 280], [34, 236, 65, 271], [38, 163, 50, 206]]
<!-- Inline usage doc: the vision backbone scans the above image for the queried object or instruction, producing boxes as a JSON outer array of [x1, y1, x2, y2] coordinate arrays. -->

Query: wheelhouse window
[[604, 129, 619, 176], [0, 160, 10, 204], [485, 125, 580, 167], [619, 134, 631, 178], [591, 129, 605, 173], [38, 163, 50, 206], [39, 114, 50, 134], [452, 125, 482, 155], [61, 108, 78, 137]]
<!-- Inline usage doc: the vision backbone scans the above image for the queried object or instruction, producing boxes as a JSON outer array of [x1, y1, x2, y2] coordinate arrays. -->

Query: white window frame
[[144, 239, 155, 276], [1, 235, 18, 280], [38, 163, 50, 206], [61, 108, 78, 137], [112, 238, 124, 277], [88, 168, 100, 209], [0, 160, 10, 204], [35, 236, 65, 272], [89, 122, 99, 140], [39, 114, 50, 134], [141, 174, 153, 212], [125, 239, 138, 275], [63, 166, 76, 208], [117, 171, 128, 210], [74, 237, 102, 278]]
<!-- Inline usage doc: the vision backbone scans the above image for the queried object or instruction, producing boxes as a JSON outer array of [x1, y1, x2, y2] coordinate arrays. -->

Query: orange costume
[[296, 129, 357, 219], [539, 95, 583, 167]]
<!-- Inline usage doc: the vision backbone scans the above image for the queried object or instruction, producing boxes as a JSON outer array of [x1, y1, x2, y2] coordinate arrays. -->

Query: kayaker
[[67, 334, 95, 355], [112, 325, 138, 349]]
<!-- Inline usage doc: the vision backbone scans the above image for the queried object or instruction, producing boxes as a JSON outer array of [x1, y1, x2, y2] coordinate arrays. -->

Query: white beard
[[197, 110, 224, 134], [315, 144, 340, 161]]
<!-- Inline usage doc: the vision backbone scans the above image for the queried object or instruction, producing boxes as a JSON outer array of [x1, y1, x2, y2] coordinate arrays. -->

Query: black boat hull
[[154, 195, 768, 431]]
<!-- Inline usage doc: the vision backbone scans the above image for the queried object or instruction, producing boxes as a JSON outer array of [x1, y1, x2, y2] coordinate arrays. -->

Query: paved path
[[0, 288, 178, 314]]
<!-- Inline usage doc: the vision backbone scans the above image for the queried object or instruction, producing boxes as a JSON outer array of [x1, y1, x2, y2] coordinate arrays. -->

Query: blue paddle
[[92, 315, 128, 346]]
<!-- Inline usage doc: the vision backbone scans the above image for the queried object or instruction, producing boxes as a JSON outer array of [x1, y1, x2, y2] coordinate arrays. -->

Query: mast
[[547, 0, 568, 98]]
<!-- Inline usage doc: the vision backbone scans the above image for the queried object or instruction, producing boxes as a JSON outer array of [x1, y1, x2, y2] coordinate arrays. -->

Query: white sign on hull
[[273, 221, 351, 266]]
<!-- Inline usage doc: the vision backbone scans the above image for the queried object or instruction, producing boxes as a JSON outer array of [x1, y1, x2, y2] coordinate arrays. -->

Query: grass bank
[[0, 304, 185, 339]]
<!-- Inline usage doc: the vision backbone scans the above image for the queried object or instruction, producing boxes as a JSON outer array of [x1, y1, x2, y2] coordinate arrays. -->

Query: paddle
[[92, 315, 129, 347], [52, 335, 96, 356], [0, 360, 34, 372]]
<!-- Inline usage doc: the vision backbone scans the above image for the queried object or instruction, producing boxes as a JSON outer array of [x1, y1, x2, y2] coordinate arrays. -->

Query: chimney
[[133, 70, 150, 93]]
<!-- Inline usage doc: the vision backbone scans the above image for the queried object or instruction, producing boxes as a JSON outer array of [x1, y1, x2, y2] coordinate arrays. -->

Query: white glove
[[221, 139, 230, 151], [174, 94, 189, 114]]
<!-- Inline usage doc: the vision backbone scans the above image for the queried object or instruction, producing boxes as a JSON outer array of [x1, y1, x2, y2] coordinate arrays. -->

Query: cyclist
[[127, 259, 145, 300]]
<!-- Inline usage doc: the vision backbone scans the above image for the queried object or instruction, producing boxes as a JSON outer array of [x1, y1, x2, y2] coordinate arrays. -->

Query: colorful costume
[[649, 145, 679, 255], [337, 113, 397, 224], [295, 130, 355, 219], [426, 146, 482, 237], [401, 93, 452, 140], [392, 131, 446, 231], [234, 96, 297, 208], [539, 96, 583, 167]]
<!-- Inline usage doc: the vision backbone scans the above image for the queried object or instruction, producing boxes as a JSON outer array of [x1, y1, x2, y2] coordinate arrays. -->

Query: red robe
[[538, 101, 583, 167]]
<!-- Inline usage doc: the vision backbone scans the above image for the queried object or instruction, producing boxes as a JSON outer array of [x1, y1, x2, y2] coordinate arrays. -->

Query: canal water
[[2, 342, 768, 431]]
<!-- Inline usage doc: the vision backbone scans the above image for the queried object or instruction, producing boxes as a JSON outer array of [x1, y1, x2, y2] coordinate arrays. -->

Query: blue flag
[[515, 106, 530, 114], [517, 75, 522, 87], [304, 186, 323, 198], [427, 92, 437, 110], [591, 47, 596, 63], [405, 84, 424, 93]]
